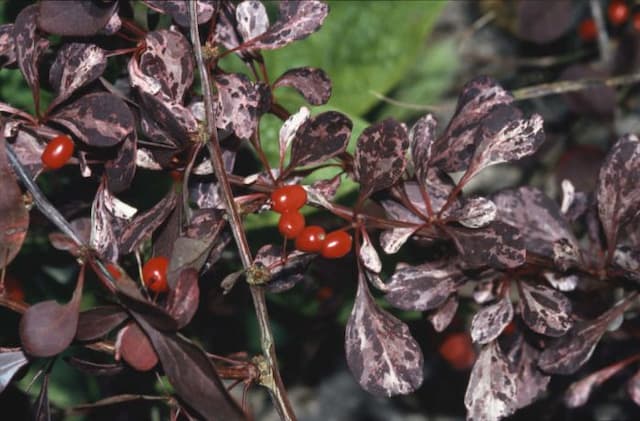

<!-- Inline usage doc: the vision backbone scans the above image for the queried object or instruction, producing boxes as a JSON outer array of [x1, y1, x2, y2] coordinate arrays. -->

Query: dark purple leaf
[[248, 1, 329, 50], [539, 295, 637, 374], [564, 360, 628, 408], [463, 106, 544, 181], [409, 114, 437, 188], [142, 0, 215, 27], [38, 0, 118, 36], [19, 267, 85, 357], [119, 187, 177, 255], [428, 295, 459, 332], [517, 0, 572, 44], [359, 229, 382, 274], [517, 281, 572, 337], [90, 182, 130, 261], [431, 76, 513, 172], [0, 349, 28, 394], [306, 173, 341, 206], [14, 5, 48, 115], [116, 322, 158, 372], [236, 0, 269, 41], [465, 341, 517, 421], [0, 138, 29, 270], [254, 244, 315, 293], [493, 186, 579, 263], [215, 1, 243, 51], [48, 43, 107, 110], [139, 29, 194, 103], [138, 92, 196, 148], [166, 269, 200, 329], [597, 134, 640, 251], [0, 24, 16, 67], [76, 306, 128, 342], [7, 128, 44, 178], [628, 368, 640, 406], [133, 315, 246, 420], [345, 273, 424, 396], [448, 222, 526, 269], [274, 67, 332, 105], [407, 169, 458, 216], [288, 111, 352, 168], [470, 296, 513, 344], [355, 118, 409, 199], [66, 357, 125, 376], [507, 338, 550, 410], [278, 107, 310, 167], [214, 73, 261, 139], [385, 260, 466, 311], [48, 217, 91, 257], [50, 93, 134, 147], [34, 371, 50, 421], [105, 132, 137, 194], [452, 197, 496, 229]]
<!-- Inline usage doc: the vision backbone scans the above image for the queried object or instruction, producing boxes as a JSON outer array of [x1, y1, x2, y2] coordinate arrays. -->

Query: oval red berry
[[41, 135, 75, 169], [321, 231, 352, 259], [142, 256, 169, 293], [278, 211, 305, 239], [578, 18, 597, 42], [271, 185, 307, 213], [607, 1, 629, 26], [295, 225, 326, 253]]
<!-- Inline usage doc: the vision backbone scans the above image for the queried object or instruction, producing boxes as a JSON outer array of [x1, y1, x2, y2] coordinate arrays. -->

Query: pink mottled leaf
[[14, 5, 49, 112], [428, 295, 459, 332], [215, 73, 261, 139], [274, 67, 332, 105], [288, 111, 352, 169], [236, 1, 269, 41], [142, 0, 215, 27], [508, 338, 550, 409], [564, 360, 629, 408], [470, 296, 513, 344], [448, 222, 526, 269], [38, 0, 118, 36], [518, 281, 572, 337], [409, 113, 437, 189]]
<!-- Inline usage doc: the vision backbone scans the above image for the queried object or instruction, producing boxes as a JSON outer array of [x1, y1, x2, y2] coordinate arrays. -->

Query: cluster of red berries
[[271, 185, 352, 259], [579, 0, 639, 41], [41, 134, 75, 170]]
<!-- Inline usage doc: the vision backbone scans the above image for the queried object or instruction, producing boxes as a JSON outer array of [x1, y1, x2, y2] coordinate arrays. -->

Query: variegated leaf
[[38, 0, 118, 36], [465, 341, 517, 421], [409, 114, 437, 189], [346, 273, 423, 397], [379, 227, 418, 255], [215, 73, 261, 139], [359, 229, 381, 274], [142, 0, 215, 27], [448, 222, 526, 269], [471, 296, 513, 344], [564, 360, 628, 408], [508, 338, 550, 409], [518, 281, 572, 337], [274, 67, 332, 105], [453, 197, 496, 229], [288, 111, 352, 168], [236, 1, 269, 41], [279, 107, 310, 167], [428, 295, 459, 332]]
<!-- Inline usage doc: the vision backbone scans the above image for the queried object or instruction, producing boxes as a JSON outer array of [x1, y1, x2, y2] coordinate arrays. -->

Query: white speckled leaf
[[236, 1, 269, 41], [518, 281, 572, 337], [359, 229, 382, 274], [471, 296, 513, 344]]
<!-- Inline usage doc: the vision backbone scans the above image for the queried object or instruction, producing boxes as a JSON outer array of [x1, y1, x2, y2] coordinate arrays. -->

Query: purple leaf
[[105, 132, 137, 194], [409, 114, 437, 189], [379, 227, 418, 255], [248, 1, 329, 50], [517, 0, 572, 44], [345, 273, 424, 396], [428, 295, 459, 332], [236, 0, 270, 41], [116, 322, 158, 372], [119, 187, 177, 255], [470, 296, 513, 344], [133, 315, 246, 420], [274, 67, 332, 105], [166, 269, 200, 329], [0, 349, 28, 394], [448, 222, 526, 269], [465, 341, 517, 421], [142, 0, 215, 27], [355, 118, 409, 199], [14, 5, 48, 114], [19, 268, 85, 357], [66, 357, 124, 376], [597, 134, 640, 252], [517, 281, 573, 337], [214, 73, 261, 139], [385, 260, 466, 312], [139, 29, 194, 103], [288, 111, 352, 169], [5, 128, 44, 178], [359, 229, 382, 274], [254, 244, 315, 293], [508, 338, 550, 410], [138, 91, 197, 148], [48, 43, 107, 110], [279, 107, 310, 167], [0, 24, 16, 67], [76, 306, 129, 342], [564, 360, 629, 408], [90, 182, 130, 261], [405, 169, 458, 217], [493, 186, 579, 263], [431, 76, 513, 172], [38, 0, 118, 36], [215, 1, 243, 52], [452, 197, 496, 229], [0, 139, 29, 270], [539, 295, 636, 374], [50, 93, 135, 147]]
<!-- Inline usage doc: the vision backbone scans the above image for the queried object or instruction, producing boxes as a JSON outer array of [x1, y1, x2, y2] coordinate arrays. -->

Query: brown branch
[[187, 4, 296, 420]]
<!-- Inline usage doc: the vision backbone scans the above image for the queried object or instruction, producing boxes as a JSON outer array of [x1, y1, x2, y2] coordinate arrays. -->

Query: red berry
[[633, 12, 640, 32], [321, 231, 352, 259], [271, 185, 307, 213], [438, 333, 476, 370], [106, 263, 122, 280], [579, 18, 597, 41], [3, 275, 24, 302], [41, 135, 75, 170], [295, 225, 326, 253], [608, 0, 629, 26], [142, 256, 169, 293], [278, 211, 305, 239]]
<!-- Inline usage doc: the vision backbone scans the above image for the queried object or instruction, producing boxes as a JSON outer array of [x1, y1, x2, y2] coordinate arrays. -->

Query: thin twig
[[590, 0, 611, 64], [187, 4, 296, 420]]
